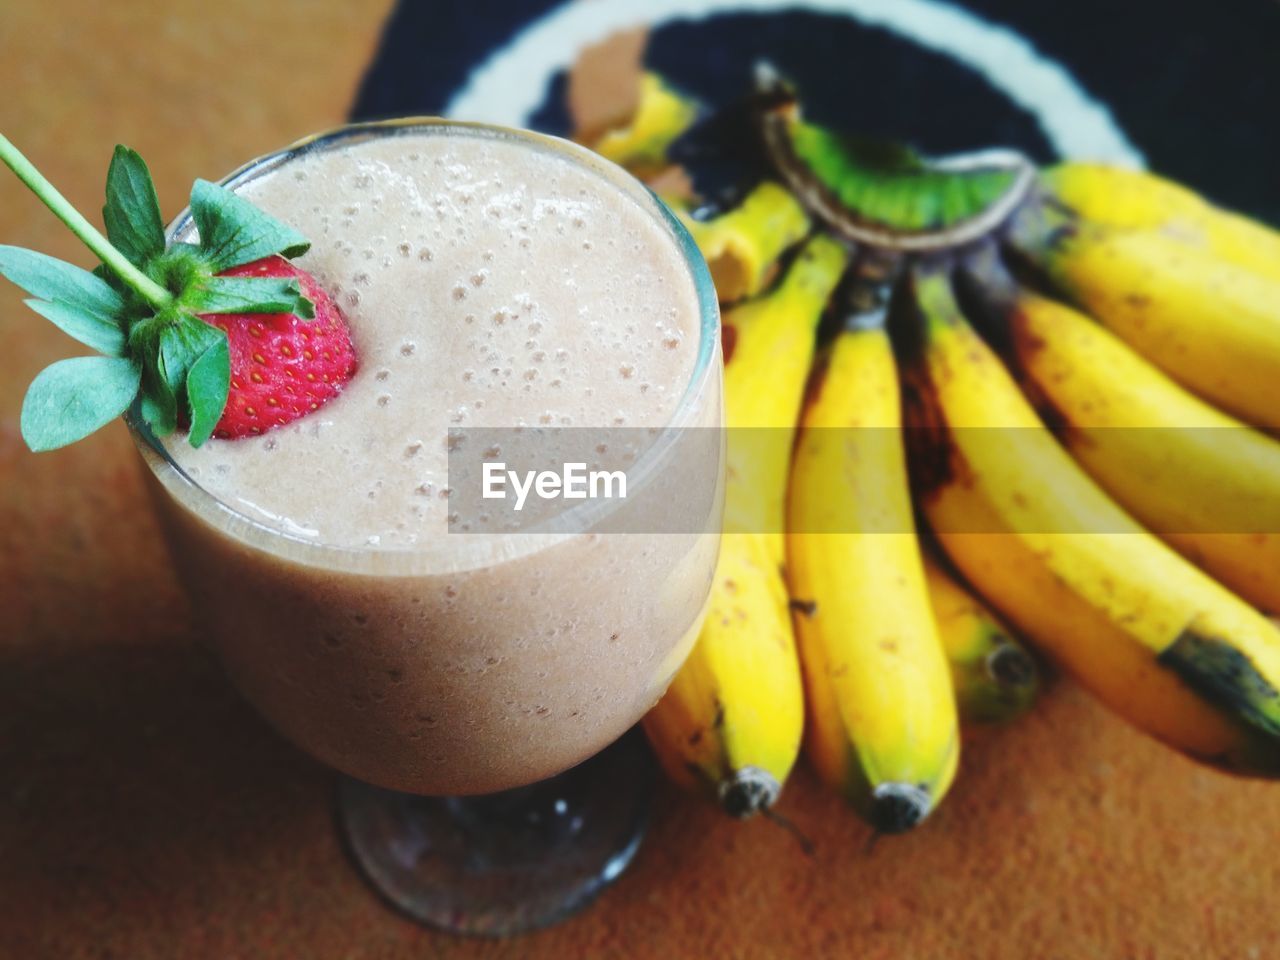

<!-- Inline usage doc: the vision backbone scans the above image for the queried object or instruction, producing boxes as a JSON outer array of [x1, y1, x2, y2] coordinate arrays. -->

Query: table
[[2, 3, 1277, 957]]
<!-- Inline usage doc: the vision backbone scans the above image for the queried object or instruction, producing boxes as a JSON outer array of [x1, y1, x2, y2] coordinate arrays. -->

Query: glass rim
[[128, 117, 721, 576]]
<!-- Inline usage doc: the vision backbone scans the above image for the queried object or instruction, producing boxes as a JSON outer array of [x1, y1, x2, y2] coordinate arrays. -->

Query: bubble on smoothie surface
[[164, 132, 700, 549]]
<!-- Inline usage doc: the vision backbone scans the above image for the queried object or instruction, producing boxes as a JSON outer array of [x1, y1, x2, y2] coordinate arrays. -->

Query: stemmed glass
[[129, 120, 723, 936]]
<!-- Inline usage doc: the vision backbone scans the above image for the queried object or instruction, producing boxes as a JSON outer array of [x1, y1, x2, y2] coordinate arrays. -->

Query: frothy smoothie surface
[[166, 129, 701, 549]]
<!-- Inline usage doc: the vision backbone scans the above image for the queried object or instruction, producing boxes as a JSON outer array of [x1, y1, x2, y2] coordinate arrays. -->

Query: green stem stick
[[0, 133, 173, 309]]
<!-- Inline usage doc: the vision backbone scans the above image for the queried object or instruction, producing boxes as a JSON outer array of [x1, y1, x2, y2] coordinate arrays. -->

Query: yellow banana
[[722, 234, 848, 565], [643, 236, 849, 816], [585, 72, 700, 178], [675, 182, 811, 304], [788, 289, 959, 832], [923, 548, 1039, 725], [1040, 162, 1280, 280], [1022, 221, 1280, 429], [982, 271, 1280, 615], [904, 266, 1280, 775]]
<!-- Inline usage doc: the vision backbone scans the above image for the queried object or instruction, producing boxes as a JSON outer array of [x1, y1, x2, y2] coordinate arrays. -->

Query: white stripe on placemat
[[445, 0, 1145, 166]]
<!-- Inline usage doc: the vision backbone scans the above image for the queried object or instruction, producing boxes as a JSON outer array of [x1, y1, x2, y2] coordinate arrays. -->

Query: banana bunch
[[582, 71, 1280, 827]]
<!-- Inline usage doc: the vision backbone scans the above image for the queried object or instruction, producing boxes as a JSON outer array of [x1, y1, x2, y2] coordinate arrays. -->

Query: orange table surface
[[2, 3, 1278, 958]]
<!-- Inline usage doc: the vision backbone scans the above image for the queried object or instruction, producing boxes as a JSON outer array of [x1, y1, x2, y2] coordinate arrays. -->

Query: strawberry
[[199, 256, 357, 439], [0, 138, 360, 451]]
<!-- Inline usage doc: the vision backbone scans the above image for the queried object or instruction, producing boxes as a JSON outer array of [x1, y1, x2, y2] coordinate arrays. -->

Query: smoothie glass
[[129, 121, 723, 935]]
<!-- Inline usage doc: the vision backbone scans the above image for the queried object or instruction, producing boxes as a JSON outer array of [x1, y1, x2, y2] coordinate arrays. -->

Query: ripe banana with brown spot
[[903, 265, 1280, 776], [961, 250, 1280, 615], [1039, 162, 1280, 280], [1012, 210, 1280, 430], [788, 275, 959, 832], [643, 235, 849, 816]]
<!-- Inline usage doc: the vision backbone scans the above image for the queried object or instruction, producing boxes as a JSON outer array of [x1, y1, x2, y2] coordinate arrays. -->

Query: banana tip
[[987, 644, 1037, 690], [869, 783, 932, 834], [718, 767, 781, 819]]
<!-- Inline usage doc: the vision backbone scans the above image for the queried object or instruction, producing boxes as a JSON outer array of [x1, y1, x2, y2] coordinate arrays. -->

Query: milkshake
[[134, 122, 723, 795]]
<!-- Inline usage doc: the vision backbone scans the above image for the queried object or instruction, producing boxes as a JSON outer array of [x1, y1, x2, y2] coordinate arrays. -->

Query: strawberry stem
[[0, 133, 174, 310]]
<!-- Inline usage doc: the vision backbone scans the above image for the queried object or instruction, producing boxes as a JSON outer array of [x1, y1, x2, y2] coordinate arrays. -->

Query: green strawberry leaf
[[103, 146, 165, 268], [190, 179, 310, 271], [92, 262, 128, 297], [139, 348, 178, 437], [0, 245, 124, 315], [139, 382, 177, 436], [186, 337, 230, 447], [186, 275, 315, 318], [159, 313, 226, 395], [125, 318, 178, 437], [152, 314, 230, 445], [24, 298, 126, 356], [20, 355, 141, 451]]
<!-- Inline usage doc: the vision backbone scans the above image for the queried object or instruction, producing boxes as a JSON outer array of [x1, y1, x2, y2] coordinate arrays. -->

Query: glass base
[[337, 729, 653, 936]]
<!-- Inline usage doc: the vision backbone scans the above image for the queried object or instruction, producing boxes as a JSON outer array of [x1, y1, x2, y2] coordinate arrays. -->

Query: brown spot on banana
[[789, 597, 817, 617], [900, 364, 956, 500], [721, 323, 738, 366]]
